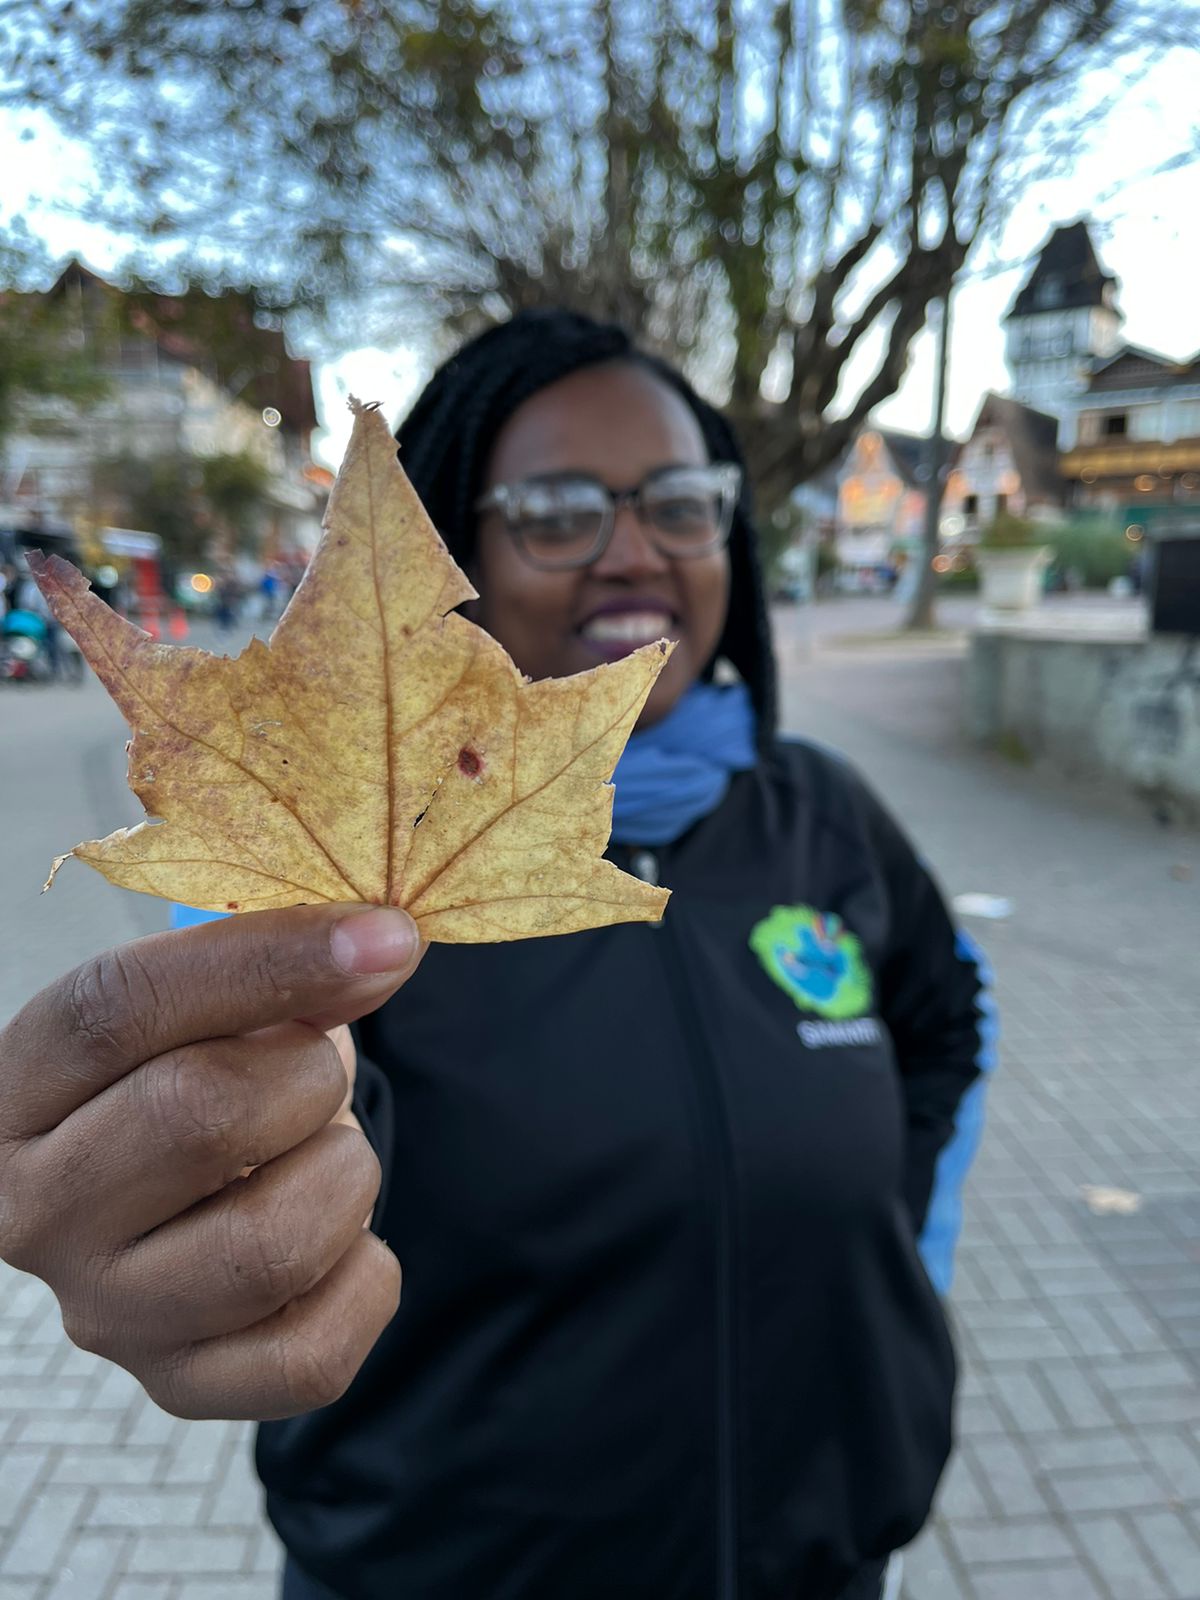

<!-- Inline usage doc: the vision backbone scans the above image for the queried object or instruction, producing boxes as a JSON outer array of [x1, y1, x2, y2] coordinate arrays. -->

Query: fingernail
[[331, 908, 418, 974]]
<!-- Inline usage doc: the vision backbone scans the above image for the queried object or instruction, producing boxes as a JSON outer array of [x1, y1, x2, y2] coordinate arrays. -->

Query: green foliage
[[814, 540, 839, 582], [994, 729, 1034, 766], [761, 502, 806, 587], [199, 451, 272, 549], [975, 512, 1132, 585], [1045, 516, 1133, 588], [92, 453, 207, 565], [93, 449, 270, 563], [937, 561, 979, 591], [0, 282, 110, 451], [979, 512, 1042, 549]]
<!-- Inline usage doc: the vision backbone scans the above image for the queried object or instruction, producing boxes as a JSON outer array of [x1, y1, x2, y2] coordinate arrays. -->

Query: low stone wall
[[966, 616, 1200, 815]]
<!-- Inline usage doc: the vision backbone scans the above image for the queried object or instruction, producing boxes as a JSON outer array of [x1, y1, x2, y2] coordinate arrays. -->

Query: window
[[1103, 413, 1128, 437], [964, 494, 979, 515], [995, 493, 1008, 514], [1128, 408, 1161, 442]]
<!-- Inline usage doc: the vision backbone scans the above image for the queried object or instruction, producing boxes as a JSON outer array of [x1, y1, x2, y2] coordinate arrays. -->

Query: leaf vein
[[63, 597, 367, 900]]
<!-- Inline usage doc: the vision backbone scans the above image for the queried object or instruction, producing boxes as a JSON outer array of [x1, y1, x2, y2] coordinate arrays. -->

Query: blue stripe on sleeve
[[170, 905, 231, 930], [916, 929, 998, 1295]]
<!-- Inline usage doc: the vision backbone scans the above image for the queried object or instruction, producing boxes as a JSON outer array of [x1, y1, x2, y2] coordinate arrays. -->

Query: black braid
[[395, 308, 777, 742]]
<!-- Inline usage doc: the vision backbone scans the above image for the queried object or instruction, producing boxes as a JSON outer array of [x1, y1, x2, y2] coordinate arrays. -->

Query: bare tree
[[5, 0, 1195, 529]]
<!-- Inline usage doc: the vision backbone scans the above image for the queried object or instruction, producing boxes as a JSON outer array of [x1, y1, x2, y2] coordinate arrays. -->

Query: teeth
[[581, 612, 674, 643]]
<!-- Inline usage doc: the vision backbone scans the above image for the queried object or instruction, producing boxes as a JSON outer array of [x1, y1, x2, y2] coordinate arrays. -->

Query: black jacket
[[257, 739, 988, 1600]]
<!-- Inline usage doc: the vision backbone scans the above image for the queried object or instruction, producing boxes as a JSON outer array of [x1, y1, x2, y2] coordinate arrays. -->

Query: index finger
[[0, 903, 419, 1138]]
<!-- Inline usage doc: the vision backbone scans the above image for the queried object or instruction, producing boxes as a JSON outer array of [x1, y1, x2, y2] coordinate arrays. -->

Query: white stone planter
[[976, 546, 1052, 611]]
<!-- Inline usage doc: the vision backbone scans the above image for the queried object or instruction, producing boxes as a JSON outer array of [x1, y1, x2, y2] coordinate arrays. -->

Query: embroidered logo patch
[[748, 904, 873, 1021]]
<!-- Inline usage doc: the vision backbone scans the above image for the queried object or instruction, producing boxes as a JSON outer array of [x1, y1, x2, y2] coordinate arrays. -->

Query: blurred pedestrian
[[214, 569, 240, 631], [0, 560, 18, 615], [11, 562, 61, 676]]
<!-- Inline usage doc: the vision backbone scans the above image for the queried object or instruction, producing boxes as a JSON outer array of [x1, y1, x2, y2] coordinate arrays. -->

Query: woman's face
[[473, 361, 731, 726]]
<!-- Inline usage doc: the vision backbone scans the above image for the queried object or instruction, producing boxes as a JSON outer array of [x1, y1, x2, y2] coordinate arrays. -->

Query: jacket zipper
[[629, 848, 739, 1600]]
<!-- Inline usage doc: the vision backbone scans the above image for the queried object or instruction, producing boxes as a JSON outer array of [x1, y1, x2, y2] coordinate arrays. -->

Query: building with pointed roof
[[1003, 220, 1123, 441], [3, 261, 324, 558], [835, 427, 933, 570], [1001, 220, 1200, 525], [942, 393, 1063, 536]]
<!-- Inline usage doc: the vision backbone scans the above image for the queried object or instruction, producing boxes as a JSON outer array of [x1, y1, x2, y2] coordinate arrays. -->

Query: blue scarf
[[610, 681, 758, 846]]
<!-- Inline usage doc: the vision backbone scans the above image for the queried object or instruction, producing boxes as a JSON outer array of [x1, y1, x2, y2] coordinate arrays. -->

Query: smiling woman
[[472, 361, 732, 722], [249, 309, 995, 1600], [0, 307, 992, 1600], [393, 309, 775, 739]]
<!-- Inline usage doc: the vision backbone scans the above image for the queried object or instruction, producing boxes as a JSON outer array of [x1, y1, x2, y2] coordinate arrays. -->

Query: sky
[[2, 44, 1198, 471]]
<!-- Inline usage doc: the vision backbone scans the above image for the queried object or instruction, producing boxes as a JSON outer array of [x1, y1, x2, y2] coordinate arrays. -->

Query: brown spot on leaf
[[457, 746, 484, 779], [226, 901, 239, 910]]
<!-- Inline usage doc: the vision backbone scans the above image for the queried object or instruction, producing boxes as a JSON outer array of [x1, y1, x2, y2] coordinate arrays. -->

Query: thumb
[[296, 905, 426, 1032]]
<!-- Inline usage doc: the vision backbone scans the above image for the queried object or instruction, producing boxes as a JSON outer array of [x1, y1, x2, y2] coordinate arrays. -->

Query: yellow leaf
[[32, 399, 672, 941]]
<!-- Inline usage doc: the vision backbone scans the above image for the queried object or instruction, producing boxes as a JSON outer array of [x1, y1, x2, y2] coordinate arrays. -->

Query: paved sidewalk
[[0, 659, 283, 1600], [1, 600, 1197, 1599], [775, 609, 1200, 1600]]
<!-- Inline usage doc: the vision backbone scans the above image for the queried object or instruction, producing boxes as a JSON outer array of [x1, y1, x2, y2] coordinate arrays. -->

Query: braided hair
[[395, 307, 777, 740]]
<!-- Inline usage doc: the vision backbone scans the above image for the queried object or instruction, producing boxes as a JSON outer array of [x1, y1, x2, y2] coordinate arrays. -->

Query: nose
[[591, 500, 670, 579]]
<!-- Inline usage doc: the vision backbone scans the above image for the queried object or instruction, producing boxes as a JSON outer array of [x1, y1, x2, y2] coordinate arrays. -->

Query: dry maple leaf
[[31, 399, 672, 941]]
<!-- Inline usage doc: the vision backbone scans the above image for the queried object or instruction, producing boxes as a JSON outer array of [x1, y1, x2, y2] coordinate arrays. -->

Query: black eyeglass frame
[[473, 462, 743, 571]]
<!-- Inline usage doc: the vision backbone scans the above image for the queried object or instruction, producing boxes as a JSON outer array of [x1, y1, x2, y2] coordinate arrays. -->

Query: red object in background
[[132, 554, 164, 639], [168, 607, 189, 641]]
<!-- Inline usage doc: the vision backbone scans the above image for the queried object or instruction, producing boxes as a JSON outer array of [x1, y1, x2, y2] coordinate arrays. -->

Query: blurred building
[[2, 261, 325, 559], [835, 428, 931, 570], [1004, 220, 1123, 445], [942, 392, 1063, 538], [1060, 348, 1200, 519], [1003, 222, 1200, 527]]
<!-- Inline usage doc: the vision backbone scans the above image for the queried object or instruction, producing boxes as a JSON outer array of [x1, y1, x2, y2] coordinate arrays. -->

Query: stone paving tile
[[934, 1453, 994, 1522], [126, 1534, 253, 1578], [962, 1436, 1053, 1519], [42, 1533, 129, 1600], [1036, 1361, 1124, 1432], [175, 1584, 273, 1600], [49, 1450, 167, 1488], [86, 1489, 207, 1530], [1033, 1430, 1147, 1474], [0, 1489, 89, 1579], [0, 1581, 44, 1600], [947, 1516, 1077, 1565], [970, 1561, 1108, 1600], [1139, 1429, 1200, 1504], [900, 1526, 972, 1600], [1066, 1515, 1172, 1600], [1128, 1509, 1200, 1600], [0, 1449, 49, 1535], [1046, 1465, 1174, 1516]]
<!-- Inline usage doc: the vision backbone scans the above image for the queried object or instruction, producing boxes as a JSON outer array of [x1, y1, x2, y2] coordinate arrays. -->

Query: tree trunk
[[905, 294, 952, 631]]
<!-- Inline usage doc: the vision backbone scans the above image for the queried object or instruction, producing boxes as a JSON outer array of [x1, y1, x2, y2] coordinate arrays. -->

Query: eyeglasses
[[474, 463, 742, 571]]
